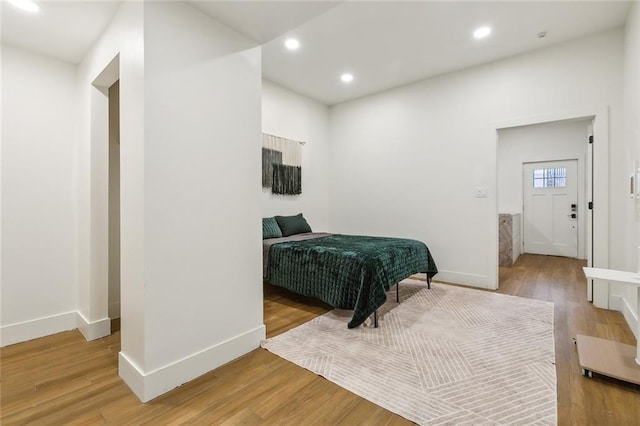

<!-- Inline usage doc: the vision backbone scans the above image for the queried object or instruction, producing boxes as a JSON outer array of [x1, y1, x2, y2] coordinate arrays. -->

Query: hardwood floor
[[2, 254, 639, 424]]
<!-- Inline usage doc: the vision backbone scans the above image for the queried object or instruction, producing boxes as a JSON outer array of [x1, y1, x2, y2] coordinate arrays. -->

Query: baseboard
[[109, 301, 121, 319], [434, 270, 490, 289], [119, 352, 146, 400], [0, 311, 77, 347], [609, 295, 623, 311], [119, 324, 266, 402], [621, 298, 639, 339], [76, 311, 111, 341]]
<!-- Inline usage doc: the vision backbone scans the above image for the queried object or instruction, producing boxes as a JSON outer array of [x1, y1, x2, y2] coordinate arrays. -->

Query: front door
[[523, 160, 578, 258]]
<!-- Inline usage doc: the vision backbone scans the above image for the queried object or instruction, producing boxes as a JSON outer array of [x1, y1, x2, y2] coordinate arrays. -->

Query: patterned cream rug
[[262, 279, 556, 425]]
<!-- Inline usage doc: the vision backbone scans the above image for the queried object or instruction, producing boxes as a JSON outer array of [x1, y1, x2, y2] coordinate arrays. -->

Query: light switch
[[475, 187, 488, 198]]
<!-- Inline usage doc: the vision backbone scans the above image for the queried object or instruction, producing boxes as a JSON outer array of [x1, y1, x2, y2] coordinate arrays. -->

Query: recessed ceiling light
[[473, 26, 492, 39], [340, 73, 354, 83], [284, 38, 300, 51], [7, 0, 40, 13]]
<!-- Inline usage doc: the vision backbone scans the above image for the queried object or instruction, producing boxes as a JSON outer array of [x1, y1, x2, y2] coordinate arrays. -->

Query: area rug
[[261, 279, 556, 425]]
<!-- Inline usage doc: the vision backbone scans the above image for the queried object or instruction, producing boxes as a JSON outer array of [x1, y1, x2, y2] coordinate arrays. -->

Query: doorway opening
[[497, 117, 597, 288], [83, 53, 120, 340], [108, 80, 121, 330]]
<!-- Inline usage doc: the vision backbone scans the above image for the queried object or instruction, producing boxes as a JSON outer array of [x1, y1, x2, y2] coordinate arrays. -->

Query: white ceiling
[[188, 1, 342, 44], [1, 1, 122, 64], [257, 1, 631, 105], [1, 1, 632, 105]]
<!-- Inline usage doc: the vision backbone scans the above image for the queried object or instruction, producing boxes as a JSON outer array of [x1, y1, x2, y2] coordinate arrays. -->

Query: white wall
[[614, 2, 640, 337], [262, 80, 331, 231], [330, 30, 623, 290], [0, 45, 78, 345], [498, 119, 590, 259], [131, 2, 264, 401], [76, 1, 264, 402]]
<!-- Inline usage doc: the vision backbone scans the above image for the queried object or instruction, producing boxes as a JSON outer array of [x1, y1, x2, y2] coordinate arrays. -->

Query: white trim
[[590, 109, 610, 306], [435, 270, 491, 289], [118, 352, 146, 400], [492, 107, 602, 130], [92, 54, 120, 88], [119, 324, 266, 402], [0, 311, 77, 347], [76, 311, 111, 341], [609, 294, 623, 311]]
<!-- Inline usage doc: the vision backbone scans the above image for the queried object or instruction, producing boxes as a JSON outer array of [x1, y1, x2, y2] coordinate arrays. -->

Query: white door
[[523, 160, 578, 258]]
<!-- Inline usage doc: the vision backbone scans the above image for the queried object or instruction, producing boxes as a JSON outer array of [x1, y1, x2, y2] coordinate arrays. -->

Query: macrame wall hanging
[[262, 133, 304, 195]]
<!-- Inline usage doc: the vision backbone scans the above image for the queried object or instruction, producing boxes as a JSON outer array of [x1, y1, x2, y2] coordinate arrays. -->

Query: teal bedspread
[[266, 234, 438, 328]]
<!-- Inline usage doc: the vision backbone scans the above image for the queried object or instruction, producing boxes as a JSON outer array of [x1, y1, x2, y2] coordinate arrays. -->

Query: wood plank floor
[[2, 254, 639, 424]]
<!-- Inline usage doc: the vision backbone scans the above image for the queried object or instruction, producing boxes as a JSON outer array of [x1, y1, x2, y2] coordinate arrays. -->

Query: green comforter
[[266, 234, 438, 328]]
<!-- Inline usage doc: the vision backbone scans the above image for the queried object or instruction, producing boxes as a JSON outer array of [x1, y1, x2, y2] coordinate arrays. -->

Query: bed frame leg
[[396, 282, 400, 303], [427, 275, 431, 289], [373, 310, 378, 328]]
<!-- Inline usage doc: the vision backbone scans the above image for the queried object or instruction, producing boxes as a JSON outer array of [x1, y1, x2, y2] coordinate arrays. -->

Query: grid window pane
[[533, 167, 567, 188]]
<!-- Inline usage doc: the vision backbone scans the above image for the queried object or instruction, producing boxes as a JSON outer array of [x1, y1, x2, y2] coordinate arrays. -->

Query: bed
[[262, 215, 438, 328]]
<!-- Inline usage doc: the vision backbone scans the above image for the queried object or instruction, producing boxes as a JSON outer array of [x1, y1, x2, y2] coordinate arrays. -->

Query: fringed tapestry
[[262, 133, 303, 195], [262, 148, 282, 188], [272, 164, 302, 195]]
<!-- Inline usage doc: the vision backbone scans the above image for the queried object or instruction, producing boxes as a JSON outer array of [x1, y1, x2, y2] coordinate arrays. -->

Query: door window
[[532, 167, 567, 188]]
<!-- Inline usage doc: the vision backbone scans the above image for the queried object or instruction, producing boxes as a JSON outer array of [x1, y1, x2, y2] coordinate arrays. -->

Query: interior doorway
[[523, 159, 579, 258], [497, 117, 593, 287], [82, 53, 121, 341], [108, 81, 121, 325], [495, 109, 609, 306]]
